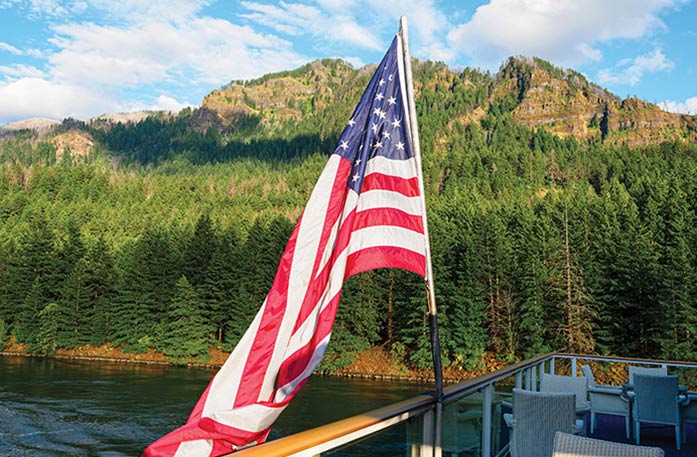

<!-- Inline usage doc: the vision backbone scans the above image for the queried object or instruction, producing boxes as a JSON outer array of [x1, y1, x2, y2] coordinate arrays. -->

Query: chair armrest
[[588, 386, 631, 404], [588, 386, 622, 395]]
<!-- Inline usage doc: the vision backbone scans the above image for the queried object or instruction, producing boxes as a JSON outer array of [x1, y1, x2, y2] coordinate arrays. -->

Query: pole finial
[[399, 16, 407, 36]]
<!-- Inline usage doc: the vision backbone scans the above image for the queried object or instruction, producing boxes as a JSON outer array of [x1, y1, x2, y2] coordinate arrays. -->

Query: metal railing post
[[525, 368, 531, 390], [550, 357, 555, 374], [515, 371, 522, 389], [531, 366, 538, 391], [482, 384, 493, 457], [421, 409, 435, 457], [572, 357, 577, 376]]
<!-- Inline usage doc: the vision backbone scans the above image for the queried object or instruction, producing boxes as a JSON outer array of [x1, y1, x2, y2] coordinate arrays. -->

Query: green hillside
[[1, 57, 696, 372]]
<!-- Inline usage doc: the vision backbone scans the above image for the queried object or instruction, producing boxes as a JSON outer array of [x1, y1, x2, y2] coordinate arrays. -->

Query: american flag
[[143, 34, 427, 457]]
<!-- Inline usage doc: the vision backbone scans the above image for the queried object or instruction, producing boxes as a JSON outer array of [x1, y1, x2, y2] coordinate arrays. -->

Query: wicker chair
[[581, 365, 630, 437], [552, 431, 664, 457], [540, 372, 589, 434], [503, 389, 576, 457], [633, 374, 684, 449], [628, 365, 667, 383], [540, 373, 590, 411]]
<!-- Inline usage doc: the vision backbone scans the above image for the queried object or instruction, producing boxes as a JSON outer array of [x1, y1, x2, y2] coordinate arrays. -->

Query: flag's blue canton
[[333, 37, 413, 194]]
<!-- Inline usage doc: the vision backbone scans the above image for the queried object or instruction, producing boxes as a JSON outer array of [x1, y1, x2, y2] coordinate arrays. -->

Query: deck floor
[[587, 413, 697, 456]]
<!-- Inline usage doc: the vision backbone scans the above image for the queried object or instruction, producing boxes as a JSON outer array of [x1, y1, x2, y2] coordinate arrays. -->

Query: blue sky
[[0, 0, 695, 125]]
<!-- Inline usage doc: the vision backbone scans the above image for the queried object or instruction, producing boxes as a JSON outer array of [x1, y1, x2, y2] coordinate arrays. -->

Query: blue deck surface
[[588, 413, 697, 456]]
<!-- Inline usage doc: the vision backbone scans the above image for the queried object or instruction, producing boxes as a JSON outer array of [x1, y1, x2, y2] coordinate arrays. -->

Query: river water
[[0, 355, 431, 456]]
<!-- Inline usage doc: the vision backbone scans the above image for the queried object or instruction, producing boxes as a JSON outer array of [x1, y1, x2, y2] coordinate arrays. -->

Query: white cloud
[[447, 0, 681, 69], [598, 49, 673, 86], [0, 41, 43, 58], [2, 0, 208, 21], [126, 94, 193, 113], [247, 1, 371, 49], [46, 17, 305, 87], [0, 41, 23, 55], [658, 96, 697, 114], [340, 56, 364, 68], [0, 63, 46, 79], [0, 77, 122, 123], [239, 0, 452, 61], [149, 95, 192, 112], [84, 0, 210, 23], [241, 1, 382, 50]]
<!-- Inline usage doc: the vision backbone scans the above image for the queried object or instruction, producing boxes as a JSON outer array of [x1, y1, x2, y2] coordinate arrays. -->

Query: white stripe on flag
[[208, 403, 287, 432], [357, 189, 422, 215], [347, 225, 427, 256], [275, 334, 331, 402], [173, 440, 212, 457], [363, 156, 418, 179]]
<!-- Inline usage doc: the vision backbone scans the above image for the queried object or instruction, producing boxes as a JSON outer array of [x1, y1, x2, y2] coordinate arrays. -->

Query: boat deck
[[587, 413, 697, 456]]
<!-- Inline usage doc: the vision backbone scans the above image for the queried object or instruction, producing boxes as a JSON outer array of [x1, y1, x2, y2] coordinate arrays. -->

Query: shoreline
[[0, 346, 480, 383]]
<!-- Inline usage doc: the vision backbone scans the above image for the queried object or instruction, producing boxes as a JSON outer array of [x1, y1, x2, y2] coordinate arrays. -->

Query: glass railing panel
[[492, 375, 517, 457], [322, 418, 421, 457], [442, 392, 484, 457]]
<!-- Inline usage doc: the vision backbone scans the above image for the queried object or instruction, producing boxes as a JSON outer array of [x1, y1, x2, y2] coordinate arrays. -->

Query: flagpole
[[399, 15, 444, 456]]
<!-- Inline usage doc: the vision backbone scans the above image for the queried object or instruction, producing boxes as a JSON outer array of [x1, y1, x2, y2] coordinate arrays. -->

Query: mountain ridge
[[2, 55, 695, 160], [194, 55, 697, 148]]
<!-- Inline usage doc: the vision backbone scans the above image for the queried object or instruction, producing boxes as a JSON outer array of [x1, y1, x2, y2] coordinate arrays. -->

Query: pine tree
[[162, 276, 210, 364], [183, 214, 216, 287], [547, 197, 597, 354], [433, 198, 487, 368], [513, 204, 550, 357], [34, 303, 63, 355], [200, 228, 241, 348], [656, 180, 697, 359]]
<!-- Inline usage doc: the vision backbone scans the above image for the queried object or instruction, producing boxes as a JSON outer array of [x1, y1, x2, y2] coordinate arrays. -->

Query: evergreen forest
[[1, 58, 696, 372]]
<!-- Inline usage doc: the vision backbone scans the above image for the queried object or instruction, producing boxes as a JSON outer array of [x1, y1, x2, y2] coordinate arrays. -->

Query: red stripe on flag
[[346, 246, 426, 279], [362, 172, 419, 196], [353, 207, 424, 234]]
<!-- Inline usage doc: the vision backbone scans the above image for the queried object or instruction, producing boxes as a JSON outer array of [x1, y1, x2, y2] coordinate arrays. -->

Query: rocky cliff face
[[499, 56, 696, 147]]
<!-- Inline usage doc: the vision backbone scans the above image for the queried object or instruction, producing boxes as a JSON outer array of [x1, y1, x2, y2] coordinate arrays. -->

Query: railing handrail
[[231, 352, 697, 456], [553, 353, 697, 369]]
